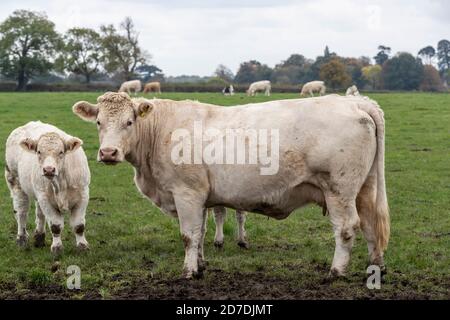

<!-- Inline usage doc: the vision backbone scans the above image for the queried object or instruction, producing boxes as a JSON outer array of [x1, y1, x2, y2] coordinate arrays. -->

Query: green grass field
[[0, 92, 449, 299]]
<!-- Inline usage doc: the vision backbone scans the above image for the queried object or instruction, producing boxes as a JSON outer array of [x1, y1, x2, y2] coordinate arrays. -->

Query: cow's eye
[[127, 120, 133, 127], [97, 121, 101, 126], [37, 151, 41, 155], [59, 151, 64, 156]]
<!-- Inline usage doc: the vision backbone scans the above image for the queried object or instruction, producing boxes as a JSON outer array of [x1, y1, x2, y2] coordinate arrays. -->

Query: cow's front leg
[[175, 198, 206, 279], [69, 193, 89, 251], [34, 202, 46, 247], [198, 208, 208, 272], [213, 206, 226, 248], [39, 199, 64, 255]]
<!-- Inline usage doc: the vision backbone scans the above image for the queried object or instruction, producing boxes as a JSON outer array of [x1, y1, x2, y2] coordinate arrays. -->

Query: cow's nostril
[[112, 149, 118, 156]]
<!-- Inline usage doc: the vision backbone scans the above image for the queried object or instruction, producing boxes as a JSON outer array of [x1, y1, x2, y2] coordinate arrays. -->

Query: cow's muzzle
[[99, 147, 121, 165]]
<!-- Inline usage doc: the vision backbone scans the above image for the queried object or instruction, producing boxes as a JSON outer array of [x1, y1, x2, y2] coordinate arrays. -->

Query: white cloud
[[0, 0, 448, 76]]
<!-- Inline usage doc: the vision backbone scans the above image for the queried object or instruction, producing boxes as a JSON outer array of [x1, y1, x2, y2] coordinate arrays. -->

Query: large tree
[[420, 65, 444, 92], [319, 58, 351, 90], [214, 64, 234, 83], [271, 54, 312, 84], [101, 17, 149, 80], [418, 46, 436, 65], [437, 40, 450, 76], [381, 52, 424, 90], [0, 10, 61, 90], [362, 65, 382, 90], [374, 45, 391, 65], [234, 60, 272, 84], [60, 28, 103, 83]]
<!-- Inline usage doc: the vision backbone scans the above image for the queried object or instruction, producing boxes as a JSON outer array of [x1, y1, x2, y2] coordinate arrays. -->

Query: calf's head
[[20, 132, 82, 179], [72, 92, 152, 164]]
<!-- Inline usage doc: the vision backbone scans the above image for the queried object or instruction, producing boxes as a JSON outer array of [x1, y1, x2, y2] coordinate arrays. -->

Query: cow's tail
[[358, 98, 390, 252]]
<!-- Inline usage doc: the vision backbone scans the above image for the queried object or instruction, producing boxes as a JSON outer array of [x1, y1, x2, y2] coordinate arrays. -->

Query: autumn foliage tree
[[420, 65, 444, 92], [319, 58, 351, 90]]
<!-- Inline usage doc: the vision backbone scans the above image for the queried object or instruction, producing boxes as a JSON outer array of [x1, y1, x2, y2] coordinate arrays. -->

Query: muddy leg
[[326, 194, 360, 277], [236, 210, 249, 249], [176, 198, 205, 279], [198, 208, 208, 272], [34, 203, 46, 247], [69, 192, 89, 251]]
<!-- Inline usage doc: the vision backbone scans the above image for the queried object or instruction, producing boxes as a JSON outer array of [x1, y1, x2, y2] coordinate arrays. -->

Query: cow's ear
[[64, 137, 83, 153], [133, 100, 153, 118], [72, 101, 98, 122], [20, 138, 38, 153]]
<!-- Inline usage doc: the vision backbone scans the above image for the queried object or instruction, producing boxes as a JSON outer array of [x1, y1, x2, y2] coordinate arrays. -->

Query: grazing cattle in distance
[[5, 121, 90, 254], [143, 81, 162, 94], [73, 92, 390, 279], [247, 80, 271, 96], [119, 80, 142, 95], [300, 81, 326, 97], [346, 85, 360, 96], [222, 85, 234, 96]]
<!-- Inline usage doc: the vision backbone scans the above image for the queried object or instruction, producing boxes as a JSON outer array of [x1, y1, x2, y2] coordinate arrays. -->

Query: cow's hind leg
[[357, 175, 386, 271], [236, 210, 249, 249], [326, 193, 360, 277], [213, 206, 226, 249], [34, 202, 46, 247], [176, 197, 206, 279]]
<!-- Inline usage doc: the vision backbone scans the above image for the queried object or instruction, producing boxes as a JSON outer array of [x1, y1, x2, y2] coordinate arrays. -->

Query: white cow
[[300, 81, 326, 97], [247, 80, 271, 96], [73, 92, 390, 279], [5, 121, 90, 254], [346, 85, 360, 96], [119, 80, 142, 95]]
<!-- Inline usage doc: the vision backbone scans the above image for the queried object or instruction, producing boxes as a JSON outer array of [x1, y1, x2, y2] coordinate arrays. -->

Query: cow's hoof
[[16, 235, 28, 247], [214, 241, 224, 249], [237, 240, 249, 249], [182, 268, 204, 280], [77, 242, 90, 251], [328, 268, 346, 279], [33, 232, 46, 248], [192, 270, 204, 280], [51, 245, 63, 257]]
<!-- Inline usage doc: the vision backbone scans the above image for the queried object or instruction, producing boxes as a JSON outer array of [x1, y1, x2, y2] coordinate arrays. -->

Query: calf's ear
[[64, 137, 83, 153], [20, 138, 38, 153], [133, 100, 153, 118], [72, 101, 98, 122]]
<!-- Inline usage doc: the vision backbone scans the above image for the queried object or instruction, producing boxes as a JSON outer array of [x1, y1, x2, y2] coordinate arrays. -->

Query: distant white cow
[[119, 80, 142, 95], [5, 121, 90, 254], [247, 80, 271, 96], [300, 81, 326, 97], [346, 85, 360, 96]]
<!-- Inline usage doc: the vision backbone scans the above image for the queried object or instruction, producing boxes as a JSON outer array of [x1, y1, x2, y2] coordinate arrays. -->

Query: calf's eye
[[127, 121, 133, 126], [97, 121, 101, 126]]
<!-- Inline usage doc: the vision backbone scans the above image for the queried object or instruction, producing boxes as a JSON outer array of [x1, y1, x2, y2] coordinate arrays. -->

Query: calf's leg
[[39, 199, 64, 255], [69, 193, 89, 250], [34, 202, 46, 247]]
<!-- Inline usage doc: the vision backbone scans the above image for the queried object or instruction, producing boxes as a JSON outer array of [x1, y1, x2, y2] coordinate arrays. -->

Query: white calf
[[5, 121, 90, 254]]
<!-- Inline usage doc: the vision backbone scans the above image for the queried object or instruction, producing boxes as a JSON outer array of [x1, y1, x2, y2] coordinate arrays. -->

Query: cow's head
[[72, 92, 153, 165], [20, 132, 82, 179]]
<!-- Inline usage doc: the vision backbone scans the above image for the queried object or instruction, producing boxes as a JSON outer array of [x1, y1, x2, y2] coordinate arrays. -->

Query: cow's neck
[[126, 110, 161, 170]]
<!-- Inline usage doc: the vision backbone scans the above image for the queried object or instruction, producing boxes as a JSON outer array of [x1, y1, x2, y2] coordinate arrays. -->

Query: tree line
[[0, 10, 449, 92]]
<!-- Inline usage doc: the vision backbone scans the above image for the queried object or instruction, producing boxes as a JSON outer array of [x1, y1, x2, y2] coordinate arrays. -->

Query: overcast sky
[[0, 0, 449, 76]]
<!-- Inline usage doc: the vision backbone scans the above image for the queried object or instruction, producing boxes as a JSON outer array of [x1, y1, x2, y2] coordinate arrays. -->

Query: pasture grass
[[0, 92, 449, 299]]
